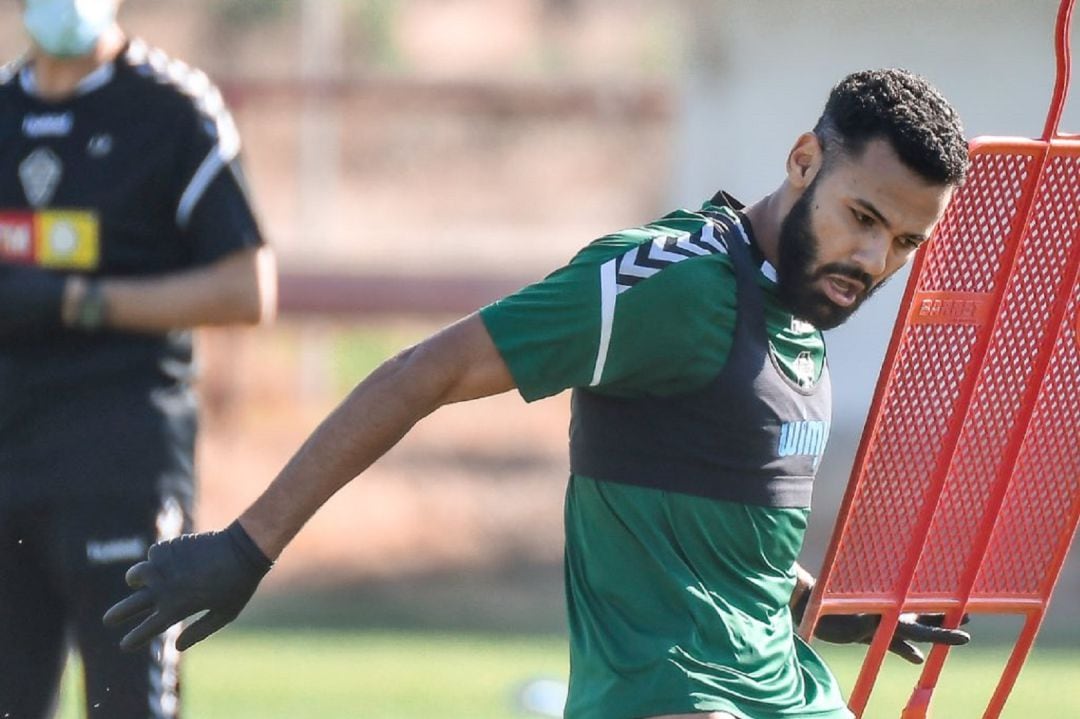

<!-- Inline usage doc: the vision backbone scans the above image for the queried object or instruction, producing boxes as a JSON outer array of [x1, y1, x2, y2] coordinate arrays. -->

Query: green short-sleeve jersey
[[479, 202, 851, 719]]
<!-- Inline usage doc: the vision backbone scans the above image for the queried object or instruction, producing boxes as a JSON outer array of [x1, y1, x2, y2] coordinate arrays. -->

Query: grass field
[[58, 629, 1079, 718]]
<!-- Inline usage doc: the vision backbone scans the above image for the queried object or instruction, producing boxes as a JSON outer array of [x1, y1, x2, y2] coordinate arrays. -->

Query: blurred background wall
[[1, 0, 1076, 639]]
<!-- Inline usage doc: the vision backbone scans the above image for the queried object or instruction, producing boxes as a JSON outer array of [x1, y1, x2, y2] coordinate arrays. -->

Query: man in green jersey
[[105, 69, 972, 718]]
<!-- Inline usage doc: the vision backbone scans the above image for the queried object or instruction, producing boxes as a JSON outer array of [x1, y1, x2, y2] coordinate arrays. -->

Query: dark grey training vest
[[568, 209, 831, 508]]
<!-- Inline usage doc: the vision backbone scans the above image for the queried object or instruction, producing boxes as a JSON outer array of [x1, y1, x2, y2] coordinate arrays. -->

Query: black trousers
[[0, 493, 192, 719]]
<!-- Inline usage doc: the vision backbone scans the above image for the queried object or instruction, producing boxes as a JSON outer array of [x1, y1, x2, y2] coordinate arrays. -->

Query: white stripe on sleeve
[[175, 117, 241, 229], [590, 259, 618, 387]]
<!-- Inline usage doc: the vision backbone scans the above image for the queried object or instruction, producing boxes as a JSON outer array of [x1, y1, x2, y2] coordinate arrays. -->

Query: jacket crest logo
[[19, 147, 63, 208]]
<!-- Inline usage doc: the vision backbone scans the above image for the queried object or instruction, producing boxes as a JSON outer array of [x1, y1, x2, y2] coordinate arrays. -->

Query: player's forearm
[[237, 349, 432, 559], [236, 315, 516, 560], [65, 246, 277, 332]]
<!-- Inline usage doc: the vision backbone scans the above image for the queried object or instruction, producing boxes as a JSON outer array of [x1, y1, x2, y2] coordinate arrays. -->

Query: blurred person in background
[[0, 0, 275, 717], [107, 70, 969, 719]]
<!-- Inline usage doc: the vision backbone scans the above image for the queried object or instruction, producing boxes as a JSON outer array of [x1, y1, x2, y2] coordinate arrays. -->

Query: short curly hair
[[814, 69, 968, 185]]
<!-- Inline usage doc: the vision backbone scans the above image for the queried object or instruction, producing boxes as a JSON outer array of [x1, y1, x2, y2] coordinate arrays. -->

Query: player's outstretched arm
[[237, 313, 516, 558], [103, 313, 516, 651]]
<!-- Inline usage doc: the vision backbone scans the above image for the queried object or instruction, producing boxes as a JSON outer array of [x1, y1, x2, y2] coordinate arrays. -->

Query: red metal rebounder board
[[798, 1, 1080, 717]]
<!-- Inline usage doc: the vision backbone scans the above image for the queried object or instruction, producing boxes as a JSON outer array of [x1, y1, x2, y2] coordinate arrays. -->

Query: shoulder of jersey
[[123, 39, 239, 150], [609, 212, 740, 295], [0, 56, 28, 90]]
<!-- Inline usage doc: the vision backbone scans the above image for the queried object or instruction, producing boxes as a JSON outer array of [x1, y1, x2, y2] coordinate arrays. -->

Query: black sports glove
[[792, 586, 971, 664], [103, 521, 273, 652], [0, 265, 66, 337]]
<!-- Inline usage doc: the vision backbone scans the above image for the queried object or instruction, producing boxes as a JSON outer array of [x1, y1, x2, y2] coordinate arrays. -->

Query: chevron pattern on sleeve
[[614, 218, 735, 295]]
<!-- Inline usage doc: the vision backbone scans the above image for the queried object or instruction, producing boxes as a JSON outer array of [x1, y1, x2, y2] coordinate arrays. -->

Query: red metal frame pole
[[983, 609, 1044, 719], [1042, 0, 1075, 141]]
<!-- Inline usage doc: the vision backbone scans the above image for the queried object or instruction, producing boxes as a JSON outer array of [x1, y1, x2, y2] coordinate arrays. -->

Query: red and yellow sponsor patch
[[0, 209, 99, 270]]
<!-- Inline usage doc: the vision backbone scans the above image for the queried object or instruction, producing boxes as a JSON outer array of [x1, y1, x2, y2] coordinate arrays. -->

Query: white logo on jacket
[[22, 112, 73, 137]]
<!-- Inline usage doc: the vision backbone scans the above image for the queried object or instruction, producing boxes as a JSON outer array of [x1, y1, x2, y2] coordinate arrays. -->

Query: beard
[[775, 181, 885, 331]]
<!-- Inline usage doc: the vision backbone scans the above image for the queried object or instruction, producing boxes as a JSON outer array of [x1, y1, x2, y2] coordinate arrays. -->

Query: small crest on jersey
[[87, 133, 113, 158], [19, 147, 63, 208], [22, 112, 73, 138], [793, 351, 816, 388]]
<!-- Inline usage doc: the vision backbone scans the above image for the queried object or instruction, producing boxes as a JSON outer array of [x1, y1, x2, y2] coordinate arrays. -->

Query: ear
[[786, 132, 824, 190]]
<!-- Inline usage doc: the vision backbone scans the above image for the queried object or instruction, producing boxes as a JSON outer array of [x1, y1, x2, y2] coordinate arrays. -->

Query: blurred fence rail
[[278, 271, 533, 317], [222, 77, 669, 121]]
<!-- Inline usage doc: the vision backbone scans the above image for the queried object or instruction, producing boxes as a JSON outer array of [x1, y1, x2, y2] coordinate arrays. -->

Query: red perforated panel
[[975, 283, 1080, 595], [912, 151, 1080, 595], [824, 148, 1038, 597], [920, 152, 1033, 293], [974, 159, 1080, 596], [827, 325, 975, 594]]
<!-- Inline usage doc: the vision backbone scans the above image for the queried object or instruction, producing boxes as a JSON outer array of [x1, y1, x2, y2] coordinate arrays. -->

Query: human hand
[[103, 521, 272, 652], [793, 589, 970, 664]]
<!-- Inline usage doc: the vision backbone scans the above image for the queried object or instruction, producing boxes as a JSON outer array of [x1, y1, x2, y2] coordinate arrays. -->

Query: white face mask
[[23, 0, 117, 58]]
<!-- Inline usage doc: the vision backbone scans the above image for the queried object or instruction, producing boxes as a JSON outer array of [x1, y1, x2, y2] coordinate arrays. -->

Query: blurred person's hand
[[0, 267, 113, 335]]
